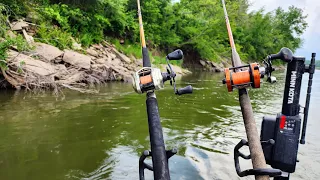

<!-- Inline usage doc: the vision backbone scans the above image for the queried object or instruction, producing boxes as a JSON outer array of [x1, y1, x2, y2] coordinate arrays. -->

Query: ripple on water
[[0, 71, 319, 180]]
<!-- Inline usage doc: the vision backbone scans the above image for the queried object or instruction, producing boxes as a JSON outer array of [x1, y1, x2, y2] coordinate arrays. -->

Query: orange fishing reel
[[223, 63, 263, 92]]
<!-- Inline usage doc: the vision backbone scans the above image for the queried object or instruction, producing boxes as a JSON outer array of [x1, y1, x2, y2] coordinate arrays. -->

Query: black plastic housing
[[261, 56, 306, 174], [261, 116, 276, 165], [281, 57, 305, 116], [261, 114, 301, 173]]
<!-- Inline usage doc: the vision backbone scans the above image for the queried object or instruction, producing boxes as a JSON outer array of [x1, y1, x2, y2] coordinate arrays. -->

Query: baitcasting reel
[[222, 48, 295, 92], [132, 49, 193, 95], [132, 67, 164, 94], [262, 47, 295, 84], [222, 63, 263, 92]]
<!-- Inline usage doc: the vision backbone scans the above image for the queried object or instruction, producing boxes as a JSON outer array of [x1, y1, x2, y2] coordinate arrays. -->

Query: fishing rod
[[220, 1, 316, 179], [220, 1, 270, 180], [132, 0, 193, 179]]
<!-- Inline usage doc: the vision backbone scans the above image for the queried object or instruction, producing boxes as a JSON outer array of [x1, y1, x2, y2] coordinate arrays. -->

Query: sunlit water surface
[[0, 70, 319, 180]]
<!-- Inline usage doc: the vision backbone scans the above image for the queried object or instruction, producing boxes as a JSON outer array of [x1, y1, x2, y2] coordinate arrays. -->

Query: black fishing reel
[[262, 47, 294, 83], [132, 49, 193, 95]]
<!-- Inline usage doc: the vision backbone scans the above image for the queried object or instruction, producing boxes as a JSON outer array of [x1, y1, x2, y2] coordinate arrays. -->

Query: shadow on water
[[0, 70, 319, 180]]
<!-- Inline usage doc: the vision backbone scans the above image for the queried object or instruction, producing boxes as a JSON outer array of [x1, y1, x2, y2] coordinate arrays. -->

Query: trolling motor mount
[[234, 139, 282, 177], [260, 50, 316, 177], [233, 48, 316, 179], [139, 149, 177, 180], [132, 49, 193, 95], [223, 63, 264, 92]]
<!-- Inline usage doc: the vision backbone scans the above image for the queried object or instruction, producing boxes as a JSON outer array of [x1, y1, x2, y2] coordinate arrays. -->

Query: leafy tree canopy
[[0, 0, 308, 62]]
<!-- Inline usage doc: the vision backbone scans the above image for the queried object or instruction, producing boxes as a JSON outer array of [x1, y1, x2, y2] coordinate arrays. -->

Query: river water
[[0, 70, 319, 180]]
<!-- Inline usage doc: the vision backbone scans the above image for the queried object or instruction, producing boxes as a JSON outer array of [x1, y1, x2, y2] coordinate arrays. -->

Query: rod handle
[[176, 85, 193, 95], [268, 47, 293, 62]]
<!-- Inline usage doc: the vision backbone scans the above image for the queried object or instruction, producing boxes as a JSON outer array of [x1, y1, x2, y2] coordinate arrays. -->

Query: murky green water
[[0, 70, 319, 180]]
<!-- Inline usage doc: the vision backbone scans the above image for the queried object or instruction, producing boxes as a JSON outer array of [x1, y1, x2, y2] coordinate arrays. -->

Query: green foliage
[[0, 3, 10, 38], [40, 1, 132, 46], [151, 56, 163, 65], [0, 35, 31, 69], [151, 55, 182, 66], [112, 39, 142, 59], [35, 23, 73, 49], [239, 6, 307, 60], [0, 40, 11, 68], [1, 0, 308, 64]]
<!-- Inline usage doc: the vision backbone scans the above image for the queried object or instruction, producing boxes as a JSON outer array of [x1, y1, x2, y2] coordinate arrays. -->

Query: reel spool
[[223, 63, 261, 92], [132, 67, 164, 94], [132, 49, 193, 95]]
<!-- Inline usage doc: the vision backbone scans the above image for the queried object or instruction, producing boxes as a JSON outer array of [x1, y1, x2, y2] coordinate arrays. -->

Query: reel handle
[[268, 47, 293, 62], [167, 49, 184, 60], [176, 85, 193, 95]]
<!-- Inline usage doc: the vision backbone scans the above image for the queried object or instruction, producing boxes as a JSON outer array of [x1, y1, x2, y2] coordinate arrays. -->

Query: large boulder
[[199, 60, 206, 66], [106, 56, 123, 67], [34, 43, 64, 62], [95, 57, 107, 64], [63, 50, 91, 69], [11, 21, 29, 31], [86, 48, 99, 57], [208, 61, 224, 72], [110, 47, 131, 63], [8, 51, 56, 76]]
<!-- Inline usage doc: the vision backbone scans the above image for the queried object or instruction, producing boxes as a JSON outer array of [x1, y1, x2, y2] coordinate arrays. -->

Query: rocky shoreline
[[1, 40, 191, 93]]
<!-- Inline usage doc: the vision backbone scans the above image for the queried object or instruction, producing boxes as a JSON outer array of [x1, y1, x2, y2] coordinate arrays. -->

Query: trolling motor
[[260, 48, 316, 179], [132, 49, 193, 95], [232, 48, 316, 179]]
